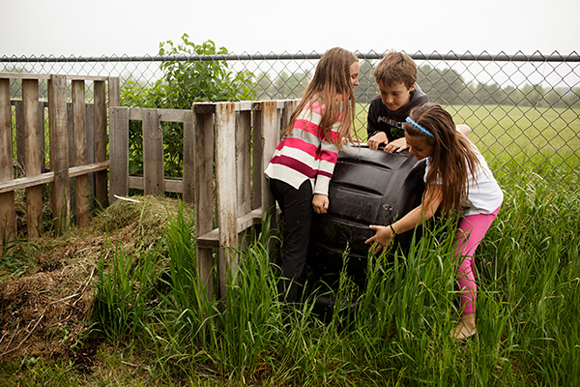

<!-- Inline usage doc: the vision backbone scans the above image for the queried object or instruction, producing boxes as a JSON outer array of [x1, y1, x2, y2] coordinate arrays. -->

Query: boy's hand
[[384, 137, 408, 153], [312, 193, 329, 214], [365, 225, 394, 254], [367, 132, 388, 150]]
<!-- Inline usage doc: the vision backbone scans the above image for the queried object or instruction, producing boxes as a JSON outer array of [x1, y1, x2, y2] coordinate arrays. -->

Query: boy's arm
[[366, 103, 380, 140], [368, 132, 388, 149], [457, 124, 471, 137]]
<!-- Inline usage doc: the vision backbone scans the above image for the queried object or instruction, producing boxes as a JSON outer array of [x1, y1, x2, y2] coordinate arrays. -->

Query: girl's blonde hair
[[405, 103, 481, 215], [281, 47, 358, 148]]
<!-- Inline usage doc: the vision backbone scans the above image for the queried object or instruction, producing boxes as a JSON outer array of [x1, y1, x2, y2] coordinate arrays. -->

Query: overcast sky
[[1, 0, 578, 57]]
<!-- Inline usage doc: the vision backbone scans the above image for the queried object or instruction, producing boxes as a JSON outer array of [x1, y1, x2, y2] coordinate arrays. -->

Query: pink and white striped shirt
[[264, 100, 342, 195]]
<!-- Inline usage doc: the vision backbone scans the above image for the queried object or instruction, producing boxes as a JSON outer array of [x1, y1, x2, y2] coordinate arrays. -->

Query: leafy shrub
[[120, 34, 256, 177]]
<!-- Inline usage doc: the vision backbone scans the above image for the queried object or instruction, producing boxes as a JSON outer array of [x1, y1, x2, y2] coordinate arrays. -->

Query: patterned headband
[[406, 117, 434, 138]]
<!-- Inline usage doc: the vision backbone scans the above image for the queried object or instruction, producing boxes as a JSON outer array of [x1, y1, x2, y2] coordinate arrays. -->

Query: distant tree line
[[254, 60, 580, 109]]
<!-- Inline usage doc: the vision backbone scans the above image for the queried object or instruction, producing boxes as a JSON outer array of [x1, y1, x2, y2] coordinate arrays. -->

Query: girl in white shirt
[[365, 103, 503, 339]]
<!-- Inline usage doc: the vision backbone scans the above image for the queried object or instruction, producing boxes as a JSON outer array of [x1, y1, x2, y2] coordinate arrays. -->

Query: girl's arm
[[312, 121, 341, 214], [365, 184, 443, 254], [312, 193, 329, 214]]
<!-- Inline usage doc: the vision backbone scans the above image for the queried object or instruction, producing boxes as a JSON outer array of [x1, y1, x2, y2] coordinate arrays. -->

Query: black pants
[[269, 178, 313, 303]]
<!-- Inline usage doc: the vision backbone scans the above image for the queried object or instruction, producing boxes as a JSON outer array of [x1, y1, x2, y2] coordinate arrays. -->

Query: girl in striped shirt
[[265, 47, 360, 303]]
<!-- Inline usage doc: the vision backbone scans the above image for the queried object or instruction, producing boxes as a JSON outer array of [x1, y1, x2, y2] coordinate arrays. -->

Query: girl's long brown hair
[[405, 103, 481, 215], [281, 47, 358, 148]]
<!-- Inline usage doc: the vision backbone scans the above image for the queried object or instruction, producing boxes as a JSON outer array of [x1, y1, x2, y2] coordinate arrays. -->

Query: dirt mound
[[0, 195, 193, 365]]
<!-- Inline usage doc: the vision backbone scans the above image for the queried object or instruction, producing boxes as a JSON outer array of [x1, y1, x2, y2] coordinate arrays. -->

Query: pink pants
[[455, 206, 501, 315]]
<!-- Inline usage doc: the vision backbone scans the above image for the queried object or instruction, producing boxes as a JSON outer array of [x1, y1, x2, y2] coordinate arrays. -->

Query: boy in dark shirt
[[367, 51, 429, 152]]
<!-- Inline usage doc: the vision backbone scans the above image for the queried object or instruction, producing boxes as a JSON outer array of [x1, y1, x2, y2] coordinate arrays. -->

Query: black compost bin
[[308, 144, 426, 287]]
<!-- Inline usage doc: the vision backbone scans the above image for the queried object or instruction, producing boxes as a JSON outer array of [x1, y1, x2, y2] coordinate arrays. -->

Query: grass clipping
[[0, 195, 194, 362]]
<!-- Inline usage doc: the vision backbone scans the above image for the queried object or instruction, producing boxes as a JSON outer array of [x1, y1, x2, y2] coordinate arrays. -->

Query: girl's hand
[[365, 225, 394, 254], [368, 132, 388, 150], [312, 194, 329, 214], [384, 137, 408, 153]]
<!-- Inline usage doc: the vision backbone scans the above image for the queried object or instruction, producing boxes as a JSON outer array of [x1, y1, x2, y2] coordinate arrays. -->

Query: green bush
[[120, 34, 257, 177]]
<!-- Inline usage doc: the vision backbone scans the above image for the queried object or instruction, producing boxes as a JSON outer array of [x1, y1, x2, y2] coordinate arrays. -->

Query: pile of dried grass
[[0, 195, 194, 362]]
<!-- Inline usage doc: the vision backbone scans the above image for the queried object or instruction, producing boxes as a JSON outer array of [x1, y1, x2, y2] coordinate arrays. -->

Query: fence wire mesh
[[2, 50, 579, 202]]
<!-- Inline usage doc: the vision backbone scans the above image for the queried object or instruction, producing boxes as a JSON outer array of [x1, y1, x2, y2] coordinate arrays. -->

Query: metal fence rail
[[2, 50, 579, 201]]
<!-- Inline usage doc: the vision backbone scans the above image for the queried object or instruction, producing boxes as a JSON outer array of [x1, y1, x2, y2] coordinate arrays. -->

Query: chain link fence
[[2, 50, 579, 200]]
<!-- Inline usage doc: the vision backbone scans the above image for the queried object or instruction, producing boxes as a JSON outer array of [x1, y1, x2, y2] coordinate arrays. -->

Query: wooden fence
[[0, 73, 119, 244], [109, 100, 299, 298]]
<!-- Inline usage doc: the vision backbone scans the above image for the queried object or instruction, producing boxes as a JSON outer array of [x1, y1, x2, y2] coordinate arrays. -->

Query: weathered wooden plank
[[236, 110, 252, 214], [108, 77, 120, 108], [128, 175, 183, 193], [0, 162, 109, 194], [39, 101, 46, 173], [0, 73, 51, 80], [193, 102, 216, 114], [234, 101, 260, 111], [128, 108, 195, 123], [215, 102, 238, 297], [67, 75, 110, 82], [85, 103, 95, 210], [14, 101, 24, 172], [108, 107, 129, 204], [94, 80, 108, 209], [72, 80, 89, 227], [142, 109, 164, 196], [23, 79, 43, 237], [260, 101, 279, 226], [159, 108, 194, 123], [282, 100, 299, 131], [48, 74, 70, 230], [193, 109, 215, 299], [197, 208, 263, 248], [181, 110, 195, 203], [0, 79, 16, 245], [13, 100, 45, 173], [236, 110, 254, 251], [251, 109, 263, 210]]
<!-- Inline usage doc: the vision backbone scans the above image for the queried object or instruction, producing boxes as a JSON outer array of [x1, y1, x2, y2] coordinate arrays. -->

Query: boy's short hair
[[374, 51, 417, 89]]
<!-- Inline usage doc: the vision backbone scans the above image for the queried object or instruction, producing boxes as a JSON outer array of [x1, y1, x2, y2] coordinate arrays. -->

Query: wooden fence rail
[[108, 100, 299, 298], [0, 73, 119, 245]]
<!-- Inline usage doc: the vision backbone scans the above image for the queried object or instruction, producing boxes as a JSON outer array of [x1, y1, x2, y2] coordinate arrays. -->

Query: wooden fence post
[[181, 110, 195, 203], [72, 80, 89, 227], [260, 101, 279, 230], [251, 109, 263, 211], [85, 103, 95, 210], [142, 109, 164, 196], [236, 109, 253, 248], [0, 79, 16, 246], [215, 102, 238, 297], [108, 77, 120, 108], [236, 110, 252, 214], [48, 74, 70, 231], [23, 79, 43, 237], [108, 107, 129, 203], [94, 80, 108, 208], [193, 106, 215, 300]]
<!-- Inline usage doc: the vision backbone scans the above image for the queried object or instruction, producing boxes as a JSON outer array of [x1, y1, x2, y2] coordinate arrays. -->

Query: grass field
[[354, 103, 580, 156], [0, 152, 579, 386]]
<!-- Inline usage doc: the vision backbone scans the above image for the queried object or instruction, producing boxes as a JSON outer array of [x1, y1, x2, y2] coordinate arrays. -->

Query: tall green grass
[[90, 158, 579, 385]]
